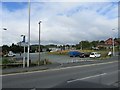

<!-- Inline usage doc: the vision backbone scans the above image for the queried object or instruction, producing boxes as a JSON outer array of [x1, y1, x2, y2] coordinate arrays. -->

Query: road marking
[[67, 70, 120, 83], [1, 61, 118, 77], [67, 73, 107, 83]]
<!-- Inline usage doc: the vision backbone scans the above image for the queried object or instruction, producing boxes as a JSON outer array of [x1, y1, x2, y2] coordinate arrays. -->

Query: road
[[2, 59, 119, 89]]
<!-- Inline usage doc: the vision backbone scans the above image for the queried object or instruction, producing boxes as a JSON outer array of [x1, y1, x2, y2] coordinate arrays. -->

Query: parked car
[[4, 51, 16, 57], [89, 52, 101, 58], [79, 52, 91, 58], [68, 51, 81, 57], [84, 52, 91, 57], [79, 52, 86, 58], [68, 51, 84, 57], [108, 51, 112, 56]]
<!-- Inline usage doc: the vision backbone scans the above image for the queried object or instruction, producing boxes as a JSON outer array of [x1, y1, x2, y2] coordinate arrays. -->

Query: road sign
[[20, 42, 28, 47]]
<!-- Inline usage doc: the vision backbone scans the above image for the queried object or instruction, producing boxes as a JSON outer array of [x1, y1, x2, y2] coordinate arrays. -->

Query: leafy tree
[[10, 43, 23, 53], [79, 41, 91, 49], [2, 45, 10, 54], [90, 40, 99, 47], [99, 40, 105, 44]]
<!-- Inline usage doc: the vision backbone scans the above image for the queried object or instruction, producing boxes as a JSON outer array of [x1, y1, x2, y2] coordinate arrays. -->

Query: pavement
[[2, 56, 118, 75], [2, 58, 119, 89]]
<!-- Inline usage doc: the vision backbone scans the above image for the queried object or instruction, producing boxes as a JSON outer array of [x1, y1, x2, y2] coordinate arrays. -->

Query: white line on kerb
[[1, 61, 118, 77], [67, 73, 107, 83]]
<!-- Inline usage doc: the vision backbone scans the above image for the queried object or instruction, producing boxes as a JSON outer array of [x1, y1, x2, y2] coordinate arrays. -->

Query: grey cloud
[[1, 2, 118, 46]]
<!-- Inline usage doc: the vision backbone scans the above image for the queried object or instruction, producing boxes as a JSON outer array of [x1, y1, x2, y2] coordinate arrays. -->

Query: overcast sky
[[1, 0, 119, 46]]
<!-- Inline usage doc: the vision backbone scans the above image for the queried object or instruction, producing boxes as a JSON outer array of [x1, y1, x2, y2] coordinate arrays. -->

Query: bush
[[2, 58, 12, 65]]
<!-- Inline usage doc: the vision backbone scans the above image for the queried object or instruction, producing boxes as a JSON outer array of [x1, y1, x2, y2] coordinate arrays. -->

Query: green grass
[[1, 57, 52, 69], [47, 50, 68, 55]]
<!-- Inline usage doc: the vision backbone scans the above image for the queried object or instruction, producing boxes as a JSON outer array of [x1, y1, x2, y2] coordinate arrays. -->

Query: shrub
[[2, 58, 12, 65]]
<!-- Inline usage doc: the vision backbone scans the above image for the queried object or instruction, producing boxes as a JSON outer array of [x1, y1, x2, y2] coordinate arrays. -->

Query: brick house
[[97, 38, 119, 49], [104, 38, 119, 49], [105, 38, 119, 46]]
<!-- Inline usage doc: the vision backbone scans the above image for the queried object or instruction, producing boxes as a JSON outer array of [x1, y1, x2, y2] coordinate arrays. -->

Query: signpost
[[21, 35, 26, 68]]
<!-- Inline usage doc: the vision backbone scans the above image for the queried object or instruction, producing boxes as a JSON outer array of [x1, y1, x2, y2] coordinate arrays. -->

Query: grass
[[48, 49, 109, 55], [47, 50, 69, 55], [1, 57, 52, 69]]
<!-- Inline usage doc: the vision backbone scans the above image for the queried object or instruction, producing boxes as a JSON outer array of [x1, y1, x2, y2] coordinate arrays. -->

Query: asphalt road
[[2, 59, 119, 89]]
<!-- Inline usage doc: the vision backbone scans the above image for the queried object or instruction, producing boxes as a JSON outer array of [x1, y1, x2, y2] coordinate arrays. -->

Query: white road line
[[1, 61, 118, 77], [67, 70, 120, 83], [67, 73, 107, 83]]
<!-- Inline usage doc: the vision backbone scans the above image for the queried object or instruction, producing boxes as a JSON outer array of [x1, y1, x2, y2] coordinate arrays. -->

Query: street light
[[81, 41, 82, 50], [21, 35, 26, 68], [112, 29, 115, 56], [38, 21, 42, 66], [27, 0, 31, 67], [3, 28, 7, 30]]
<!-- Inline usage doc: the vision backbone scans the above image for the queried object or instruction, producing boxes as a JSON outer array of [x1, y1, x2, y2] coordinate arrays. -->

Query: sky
[[1, 0, 119, 46]]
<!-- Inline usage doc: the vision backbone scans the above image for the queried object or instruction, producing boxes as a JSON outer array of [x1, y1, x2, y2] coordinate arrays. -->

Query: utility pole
[[81, 41, 82, 50], [27, 0, 31, 67], [112, 29, 115, 56], [38, 21, 41, 66]]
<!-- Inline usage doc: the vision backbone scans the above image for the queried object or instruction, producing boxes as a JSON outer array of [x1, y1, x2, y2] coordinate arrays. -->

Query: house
[[97, 38, 119, 50], [105, 38, 112, 46], [104, 38, 119, 49], [105, 38, 119, 45]]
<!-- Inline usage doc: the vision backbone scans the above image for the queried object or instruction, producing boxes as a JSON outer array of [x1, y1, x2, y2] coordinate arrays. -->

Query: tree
[[2, 45, 10, 54], [76, 44, 81, 49], [10, 43, 23, 53], [79, 41, 91, 49], [90, 40, 99, 47], [99, 40, 105, 44]]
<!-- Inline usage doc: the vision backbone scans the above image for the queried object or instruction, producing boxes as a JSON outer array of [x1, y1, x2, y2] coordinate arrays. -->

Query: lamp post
[[27, 0, 31, 67], [81, 41, 82, 50], [112, 29, 115, 56], [38, 21, 41, 66], [21, 35, 26, 68], [3, 28, 7, 30]]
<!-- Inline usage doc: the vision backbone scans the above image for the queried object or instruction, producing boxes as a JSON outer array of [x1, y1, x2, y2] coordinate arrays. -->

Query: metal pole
[[112, 29, 115, 56], [23, 43, 25, 68], [21, 35, 26, 68], [112, 37, 115, 56], [38, 21, 41, 66], [81, 41, 82, 50], [27, 0, 30, 67]]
